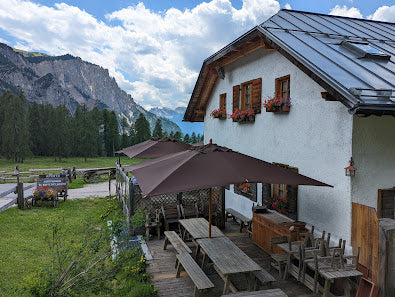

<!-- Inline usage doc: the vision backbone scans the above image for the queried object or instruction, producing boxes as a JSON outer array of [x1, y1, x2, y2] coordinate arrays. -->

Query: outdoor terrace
[[147, 220, 319, 297]]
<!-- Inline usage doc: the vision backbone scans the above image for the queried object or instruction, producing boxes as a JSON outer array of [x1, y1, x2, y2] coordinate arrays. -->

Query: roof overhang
[[184, 20, 395, 122]]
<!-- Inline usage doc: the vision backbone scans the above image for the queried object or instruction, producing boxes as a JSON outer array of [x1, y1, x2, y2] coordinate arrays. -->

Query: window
[[234, 182, 257, 202], [232, 78, 262, 117], [241, 82, 252, 110], [262, 163, 298, 220], [219, 93, 226, 110], [378, 188, 395, 219], [275, 75, 290, 99]]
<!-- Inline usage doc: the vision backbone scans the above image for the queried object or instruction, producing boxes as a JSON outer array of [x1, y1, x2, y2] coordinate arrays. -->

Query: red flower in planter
[[210, 107, 227, 119], [230, 109, 255, 121], [263, 95, 291, 112]]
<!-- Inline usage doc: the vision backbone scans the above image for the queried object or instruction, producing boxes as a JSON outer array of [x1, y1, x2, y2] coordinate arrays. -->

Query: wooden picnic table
[[196, 236, 262, 295], [304, 258, 362, 297], [222, 288, 288, 297], [180, 218, 225, 240]]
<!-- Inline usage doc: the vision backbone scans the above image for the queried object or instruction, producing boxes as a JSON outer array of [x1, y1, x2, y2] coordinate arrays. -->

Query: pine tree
[[74, 105, 97, 161], [51, 105, 71, 161], [169, 131, 175, 138], [134, 113, 151, 144], [152, 119, 163, 138], [191, 132, 197, 143], [103, 110, 120, 156], [174, 131, 182, 141], [129, 123, 137, 146], [88, 107, 103, 156], [183, 133, 190, 144], [0, 91, 31, 162]]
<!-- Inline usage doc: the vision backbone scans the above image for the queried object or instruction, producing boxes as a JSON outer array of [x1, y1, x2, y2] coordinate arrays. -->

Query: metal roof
[[184, 10, 395, 121], [258, 10, 395, 114]]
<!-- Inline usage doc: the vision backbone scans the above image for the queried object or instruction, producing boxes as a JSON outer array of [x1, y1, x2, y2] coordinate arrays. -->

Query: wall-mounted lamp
[[345, 157, 356, 177]]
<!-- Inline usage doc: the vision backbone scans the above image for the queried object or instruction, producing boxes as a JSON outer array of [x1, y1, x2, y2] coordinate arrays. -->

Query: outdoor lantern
[[345, 157, 356, 177]]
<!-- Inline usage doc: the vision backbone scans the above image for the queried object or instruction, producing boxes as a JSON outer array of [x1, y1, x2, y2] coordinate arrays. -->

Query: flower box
[[210, 108, 227, 119], [215, 114, 227, 120], [236, 115, 255, 123], [263, 96, 291, 113]]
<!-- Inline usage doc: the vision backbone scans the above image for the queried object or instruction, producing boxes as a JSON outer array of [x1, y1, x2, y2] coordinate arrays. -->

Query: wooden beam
[[321, 92, 337, 101]]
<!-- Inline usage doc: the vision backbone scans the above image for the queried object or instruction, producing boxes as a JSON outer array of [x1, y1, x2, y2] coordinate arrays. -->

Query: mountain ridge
[[0, 43, 181, 133]]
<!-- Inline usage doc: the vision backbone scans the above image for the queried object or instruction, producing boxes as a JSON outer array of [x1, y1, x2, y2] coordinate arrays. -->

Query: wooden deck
[[147, 220, 320, 297]]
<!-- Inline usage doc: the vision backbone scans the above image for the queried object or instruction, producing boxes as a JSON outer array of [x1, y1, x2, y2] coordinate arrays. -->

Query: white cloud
[[0, 0, 280, 109], [329, 5, 363, 18], [284, 3, 291, 10], [367, 5, 395, 22]]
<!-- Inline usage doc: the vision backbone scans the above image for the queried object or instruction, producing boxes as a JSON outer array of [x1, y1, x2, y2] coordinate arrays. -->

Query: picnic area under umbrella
[[116, 137, 191, 159], [125, 141, 332, 236]]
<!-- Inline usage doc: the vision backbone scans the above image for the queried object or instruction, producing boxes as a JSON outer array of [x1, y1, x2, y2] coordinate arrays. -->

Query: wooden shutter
[[251, 78, 262, 114], [286, 166, 299, 220], [220, 93, 226, 109], [232, 85, 240, 121]]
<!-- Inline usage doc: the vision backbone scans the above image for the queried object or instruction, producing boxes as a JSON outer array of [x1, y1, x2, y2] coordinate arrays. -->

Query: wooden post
[[108, 171, 111, 197], [209, 188, 212, 238], [17, 182, 24, 209]]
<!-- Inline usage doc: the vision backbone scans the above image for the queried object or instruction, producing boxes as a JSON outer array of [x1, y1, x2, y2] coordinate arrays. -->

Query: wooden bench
[[225, 208, 252, 233], [252, 269, 276, 290], [222, 288, 288, 296], [176, 253, 214, 297], [163, 231, 192, 267]]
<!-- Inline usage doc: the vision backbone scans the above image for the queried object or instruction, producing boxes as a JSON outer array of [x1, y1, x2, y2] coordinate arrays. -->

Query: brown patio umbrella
[[116, 137, 191, 159], [126, 141, 332, 236]]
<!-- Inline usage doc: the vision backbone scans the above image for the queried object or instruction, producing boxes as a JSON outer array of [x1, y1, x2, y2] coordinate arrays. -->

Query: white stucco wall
[[204, 49, 355, 242], [351, 116, 395, 208]]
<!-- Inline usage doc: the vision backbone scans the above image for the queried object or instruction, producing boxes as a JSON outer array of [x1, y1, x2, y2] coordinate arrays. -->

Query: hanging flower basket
[[263, 96, 291, 113]]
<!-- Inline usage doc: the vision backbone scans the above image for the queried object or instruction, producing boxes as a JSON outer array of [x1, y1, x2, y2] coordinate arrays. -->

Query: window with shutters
[[232, 78, 262, 121], [275, 75, 290, 99], [262, 163, 298, 220]]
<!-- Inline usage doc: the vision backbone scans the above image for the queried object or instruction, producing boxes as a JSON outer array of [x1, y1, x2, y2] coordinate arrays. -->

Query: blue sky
[[0, 0, 394, 109]]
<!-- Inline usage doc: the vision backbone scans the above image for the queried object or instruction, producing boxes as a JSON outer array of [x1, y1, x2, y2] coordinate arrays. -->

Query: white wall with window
[[204, 48, 355, 243]]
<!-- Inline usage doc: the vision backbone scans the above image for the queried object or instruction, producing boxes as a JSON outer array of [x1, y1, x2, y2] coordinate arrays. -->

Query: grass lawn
[[0, 156, 147, 172], [0, 198, 111, 294]]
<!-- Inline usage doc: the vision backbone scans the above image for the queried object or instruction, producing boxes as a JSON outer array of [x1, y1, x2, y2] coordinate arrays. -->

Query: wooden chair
[[269, 235, 290, 279], [296, 225, 315, 247], [145, 209, 161, 240], [180, 202, 199, 219], [161, 204, 181, 234]]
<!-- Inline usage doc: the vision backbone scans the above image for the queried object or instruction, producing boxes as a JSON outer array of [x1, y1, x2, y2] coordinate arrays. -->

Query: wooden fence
[[351, 202, 379, 282]]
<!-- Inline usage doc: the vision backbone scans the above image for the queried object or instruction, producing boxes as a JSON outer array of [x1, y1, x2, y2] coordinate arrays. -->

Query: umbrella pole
[[209, 188, 212, 238]]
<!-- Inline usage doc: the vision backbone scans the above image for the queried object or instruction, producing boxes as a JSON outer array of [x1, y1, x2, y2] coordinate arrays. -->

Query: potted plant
[[263, 95, 291, 112], [234, 183, 252, 195], [210, 107, 227, 119], [230, 109, 255, 123], [262, 195, 287, 215], [32, 186, 58, 206]]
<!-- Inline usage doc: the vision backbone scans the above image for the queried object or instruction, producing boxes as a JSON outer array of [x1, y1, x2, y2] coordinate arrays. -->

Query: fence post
[[129, 179, 135, 217], [17, 182, 24, 209]]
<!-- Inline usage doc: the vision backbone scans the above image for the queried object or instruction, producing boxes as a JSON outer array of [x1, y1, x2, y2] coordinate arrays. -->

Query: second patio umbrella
[[116, 137, 191, 159], [126, 141, 332, 236]]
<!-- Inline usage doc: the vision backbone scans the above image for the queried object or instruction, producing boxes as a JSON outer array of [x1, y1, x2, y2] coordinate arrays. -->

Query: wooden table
[[305, 260, 362, 297], [180, 218, 225, 240], [196, 236, 262, 295], [222, 288, 288, 297]]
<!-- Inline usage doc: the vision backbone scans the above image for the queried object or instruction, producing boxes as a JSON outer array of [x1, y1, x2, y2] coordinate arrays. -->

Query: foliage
[[230, 109, 255, 121], [0, 198, 157, 296], [152, 119, 163, 138], [183, 133, 190, 144], [103, 109, 120, 157], [210, 107, 227, 118], [263, 95, 291, 111]]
